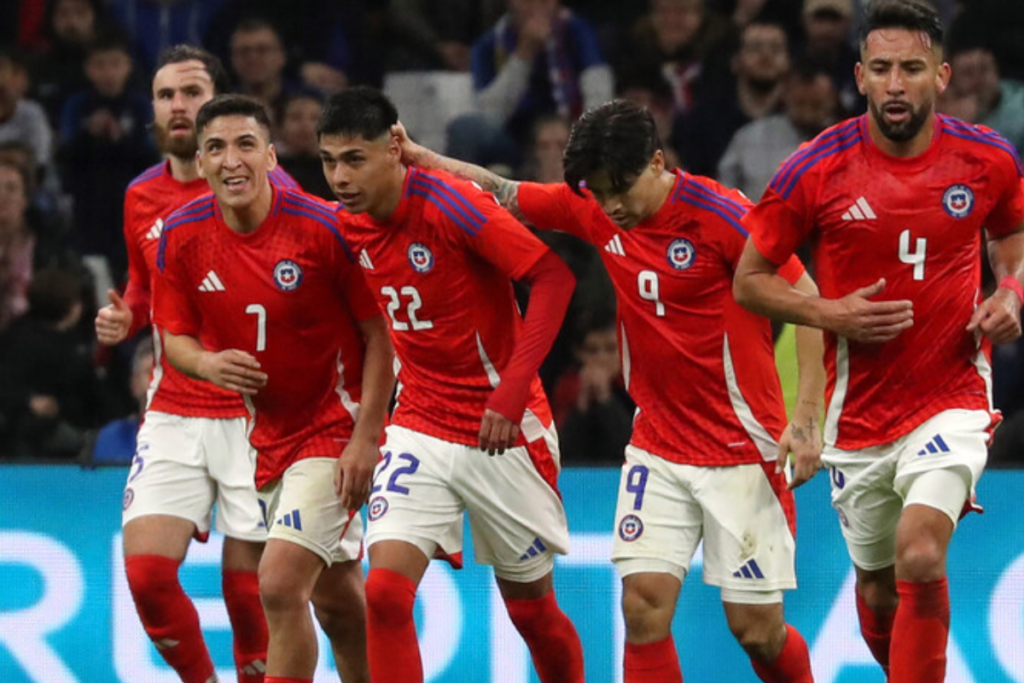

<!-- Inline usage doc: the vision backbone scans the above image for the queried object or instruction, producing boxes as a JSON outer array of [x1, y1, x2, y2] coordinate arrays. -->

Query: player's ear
[[195, 150, 205, 179], [650, 149, 665, 175], [854, 62, 866, 95], [936, 62, 951, 95], [266, 142, 278, 172]]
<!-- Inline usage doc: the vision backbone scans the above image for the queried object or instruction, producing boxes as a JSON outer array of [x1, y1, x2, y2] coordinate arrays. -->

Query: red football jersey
[[744, 114, 1024, 450], [123, 161, 299, 418], [518, 170, 804, 467], [153, 186, 380, 488], [337, 167, 555, 452]]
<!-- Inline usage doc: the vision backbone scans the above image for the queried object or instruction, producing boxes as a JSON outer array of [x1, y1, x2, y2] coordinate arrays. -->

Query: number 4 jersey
[[153, 186, 381, 488], [744, 114, 1024, 450]]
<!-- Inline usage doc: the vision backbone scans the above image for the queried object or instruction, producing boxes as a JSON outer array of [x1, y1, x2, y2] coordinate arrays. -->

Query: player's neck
[[367, 165, 408, 222], [220, 179, 274, 234], [645, 169, 676, 219], [867, 112, 937, 159], [167, 153, 201, 183]]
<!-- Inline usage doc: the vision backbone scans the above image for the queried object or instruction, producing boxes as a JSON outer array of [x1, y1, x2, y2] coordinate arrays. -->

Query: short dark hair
[[28, 268, 83, 325], [155, 44, 231, 95], [85, 30, 131, 59], [232, 16, 282, 42], [0, 157, 30, 199], [861, 0, 943, 51], [195, 94, 272, 139], [563, 99, 661, 197], [317, 86, 398, 141]]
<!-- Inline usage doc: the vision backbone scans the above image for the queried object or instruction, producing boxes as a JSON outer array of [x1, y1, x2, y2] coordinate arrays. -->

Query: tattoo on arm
[[408, 146, 525, 221]]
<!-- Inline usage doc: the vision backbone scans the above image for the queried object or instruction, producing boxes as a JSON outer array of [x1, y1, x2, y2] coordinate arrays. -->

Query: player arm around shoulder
[[969, 228, 1024, 344], [335, 315, 395, 510], [391, 121, 528, 222], [778, 272, 825, 489]]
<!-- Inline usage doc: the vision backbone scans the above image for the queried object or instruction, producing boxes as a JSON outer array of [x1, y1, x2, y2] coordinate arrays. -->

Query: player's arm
[[336, 314, 395, 510], [779, 270, 825, 489], [734, 240, 914, 343], [161, 331, 268, 395], [392, 122, 527, 222], [969, 226, 1024, 344], [95, 200, 147, 345]]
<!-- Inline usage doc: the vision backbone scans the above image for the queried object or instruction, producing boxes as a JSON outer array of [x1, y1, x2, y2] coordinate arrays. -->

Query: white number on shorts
[[245, 304, 267, 351], [625, 465, 649, 510], [898, 229, 927, 281], [637, 271, 665, 317], [371, 451, 421, 495], [382, 286, 434, 331]]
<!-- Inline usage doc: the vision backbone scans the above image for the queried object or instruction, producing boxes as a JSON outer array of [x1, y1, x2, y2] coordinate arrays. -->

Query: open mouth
[[224, 177, 249, 193], [882, 101, 911, 123]]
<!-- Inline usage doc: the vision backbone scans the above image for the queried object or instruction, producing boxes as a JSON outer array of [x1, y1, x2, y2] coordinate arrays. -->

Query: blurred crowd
[[1, 0, 1023, 465]]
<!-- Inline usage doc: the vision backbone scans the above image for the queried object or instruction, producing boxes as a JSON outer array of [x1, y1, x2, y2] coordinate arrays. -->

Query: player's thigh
[[122, 411, 217, 538], [822, 444, 902, 571], [611, 447, 703, 584], [122, 514, 196, 559], [894, 408, 990, 528], [457, 433, 569, 583], [202, 416, 266, 543], [259, 457, 362, 568], [695, 463, 796, 594], [365, 425, 464, 562]]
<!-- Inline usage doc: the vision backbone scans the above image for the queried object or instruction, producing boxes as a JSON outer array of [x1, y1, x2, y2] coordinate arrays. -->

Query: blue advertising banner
[[2, 465, 1023, 682]]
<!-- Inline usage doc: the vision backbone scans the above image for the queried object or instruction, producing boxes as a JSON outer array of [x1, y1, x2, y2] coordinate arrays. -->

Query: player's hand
[[196, 349, 267, 395], [777, 415, 822, 489], [478, 409, 520, 455], [95, 289, 133, 346], [390, 121, 424, 165], [967, 287, 1022, 344], [828, 278, 914, 343], [335, 436, 380, 510]]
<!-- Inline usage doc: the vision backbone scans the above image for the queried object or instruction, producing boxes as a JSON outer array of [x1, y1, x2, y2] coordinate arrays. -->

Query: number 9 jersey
[[744, 114, 1024, 451]]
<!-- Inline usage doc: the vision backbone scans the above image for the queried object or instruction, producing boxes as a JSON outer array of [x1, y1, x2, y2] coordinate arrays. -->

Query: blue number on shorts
[[258, 498, 268, 526], [128, 451, 145, 483], [386, 453, 420, 495], [371, 451, 393, 493], [625, 465, 649, 510], [830, 466, 846, 490]]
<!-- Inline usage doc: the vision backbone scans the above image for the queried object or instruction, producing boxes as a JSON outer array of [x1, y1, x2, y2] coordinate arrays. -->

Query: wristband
[[999, 276, 1024, 304]]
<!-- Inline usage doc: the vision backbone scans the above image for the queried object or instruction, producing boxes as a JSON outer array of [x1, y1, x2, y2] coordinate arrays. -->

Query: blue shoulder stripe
[[169, 196, 216, 223], [681, 181, 748, 223], [270, 167, 299, 189], [280, 206, 355, 262], [942, 117, 1023, 175], [410, 188, 480, 236], [128, 162, 165, 188], [412, 173, 486, 227], [677, 192, 748, 237], [410, 178, 485, 233], [282, 192, 336, 224], [769, 119, 861, 198], [157, 209, 214, 271]]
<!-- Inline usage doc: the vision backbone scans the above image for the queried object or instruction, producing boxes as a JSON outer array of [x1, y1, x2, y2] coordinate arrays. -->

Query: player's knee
[[728, 618, 786, 663], [896, 535, 946, 582], [365, 569, 416, 629], [857, 576, 898, 614], [621, 585, 672, 641], [258, 566, 311, 615], [125, 555, 181, 615], [314, 585, 366, 637]]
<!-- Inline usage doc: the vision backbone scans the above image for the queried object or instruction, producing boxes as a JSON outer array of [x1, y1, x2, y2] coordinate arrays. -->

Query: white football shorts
[[122, 411, 265, 542]]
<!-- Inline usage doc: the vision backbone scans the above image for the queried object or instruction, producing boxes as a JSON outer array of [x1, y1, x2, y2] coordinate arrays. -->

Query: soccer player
[[154, 94, 393, 683], [93, 45, 293, 683], [317, 87, 584, 683], [394, 98, 823, 682], [733, 2, 1024, 681]]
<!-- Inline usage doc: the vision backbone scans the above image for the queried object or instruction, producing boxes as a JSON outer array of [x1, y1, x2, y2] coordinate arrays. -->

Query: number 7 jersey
[[744, 114, 1024, 450]]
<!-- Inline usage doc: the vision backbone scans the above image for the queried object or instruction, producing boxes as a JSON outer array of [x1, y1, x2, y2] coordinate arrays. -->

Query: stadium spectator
[[0, 140, 70, 272], [718, 60, 838, 200], [944, 44, 1024, 153], [672, 19, 789, 178], [0, 159, 35, 331], [797, 0, 861, 114], [384, 0, 503, 72], [58, 33, 158, 283], [446, 0, 614, 169], [228, 18, 303, 133], [91, 336, 153, 465], [274, 90, 334, 199], [616, 69, 683, 170], [0, 49, 54, 174], [106, 0, 225, 75]]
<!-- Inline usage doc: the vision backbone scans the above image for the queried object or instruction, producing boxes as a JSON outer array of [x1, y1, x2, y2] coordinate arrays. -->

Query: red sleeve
[[516, 181, 590, 238], [462, 193, 552, 280], [486, 250, 575, 421], [985, 171, 1024, 238], [122, 195, 152, 337], [337, 249, 381, 323], [152, 235, 201, 338], [742, 174, 818, 266]]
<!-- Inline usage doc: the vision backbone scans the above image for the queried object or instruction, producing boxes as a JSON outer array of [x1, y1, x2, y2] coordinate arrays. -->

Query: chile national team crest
[[273, 260, 303, 291], [368, 496, 389, 521], [942, 184, 974, 218], [666, 238, 696, 270], [407, 243, 435, 273], [618, 514, 644, 542]]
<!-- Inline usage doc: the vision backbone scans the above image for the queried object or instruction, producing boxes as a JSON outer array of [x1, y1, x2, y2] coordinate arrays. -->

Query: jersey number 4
[[898, 229, 927, 281], [382, 286, 434, 331]]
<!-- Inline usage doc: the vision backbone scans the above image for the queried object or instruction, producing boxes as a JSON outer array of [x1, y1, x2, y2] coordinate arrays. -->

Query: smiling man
[[733, 1, 1024, 681], [154, 94, 394, 683]]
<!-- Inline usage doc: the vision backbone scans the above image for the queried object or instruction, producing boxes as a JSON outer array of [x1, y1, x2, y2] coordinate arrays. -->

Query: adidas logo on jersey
[[841, 197, 877, 221], [276, 509, 303, 531], [198, 271, 225, 292], [732, 558, 765, 579], [518, 537, 548, 561], [146, 218, 164, 240], [604, 234, 626, 256], [917, 434, 951, 456], [358, 249, 375, 270]]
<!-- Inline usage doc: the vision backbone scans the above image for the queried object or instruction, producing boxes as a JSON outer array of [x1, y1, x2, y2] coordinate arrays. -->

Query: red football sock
[[857, 590, 894, 675], [891, 578, 950, 683], [750, 625, 814, 683], [366, 568, 423, 683], [124, 554, 215, 683], [264, 677, 312, 683], [624, 636, 684, 683], [223, 570, 268, 683], [504, 591, 585, 683]]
